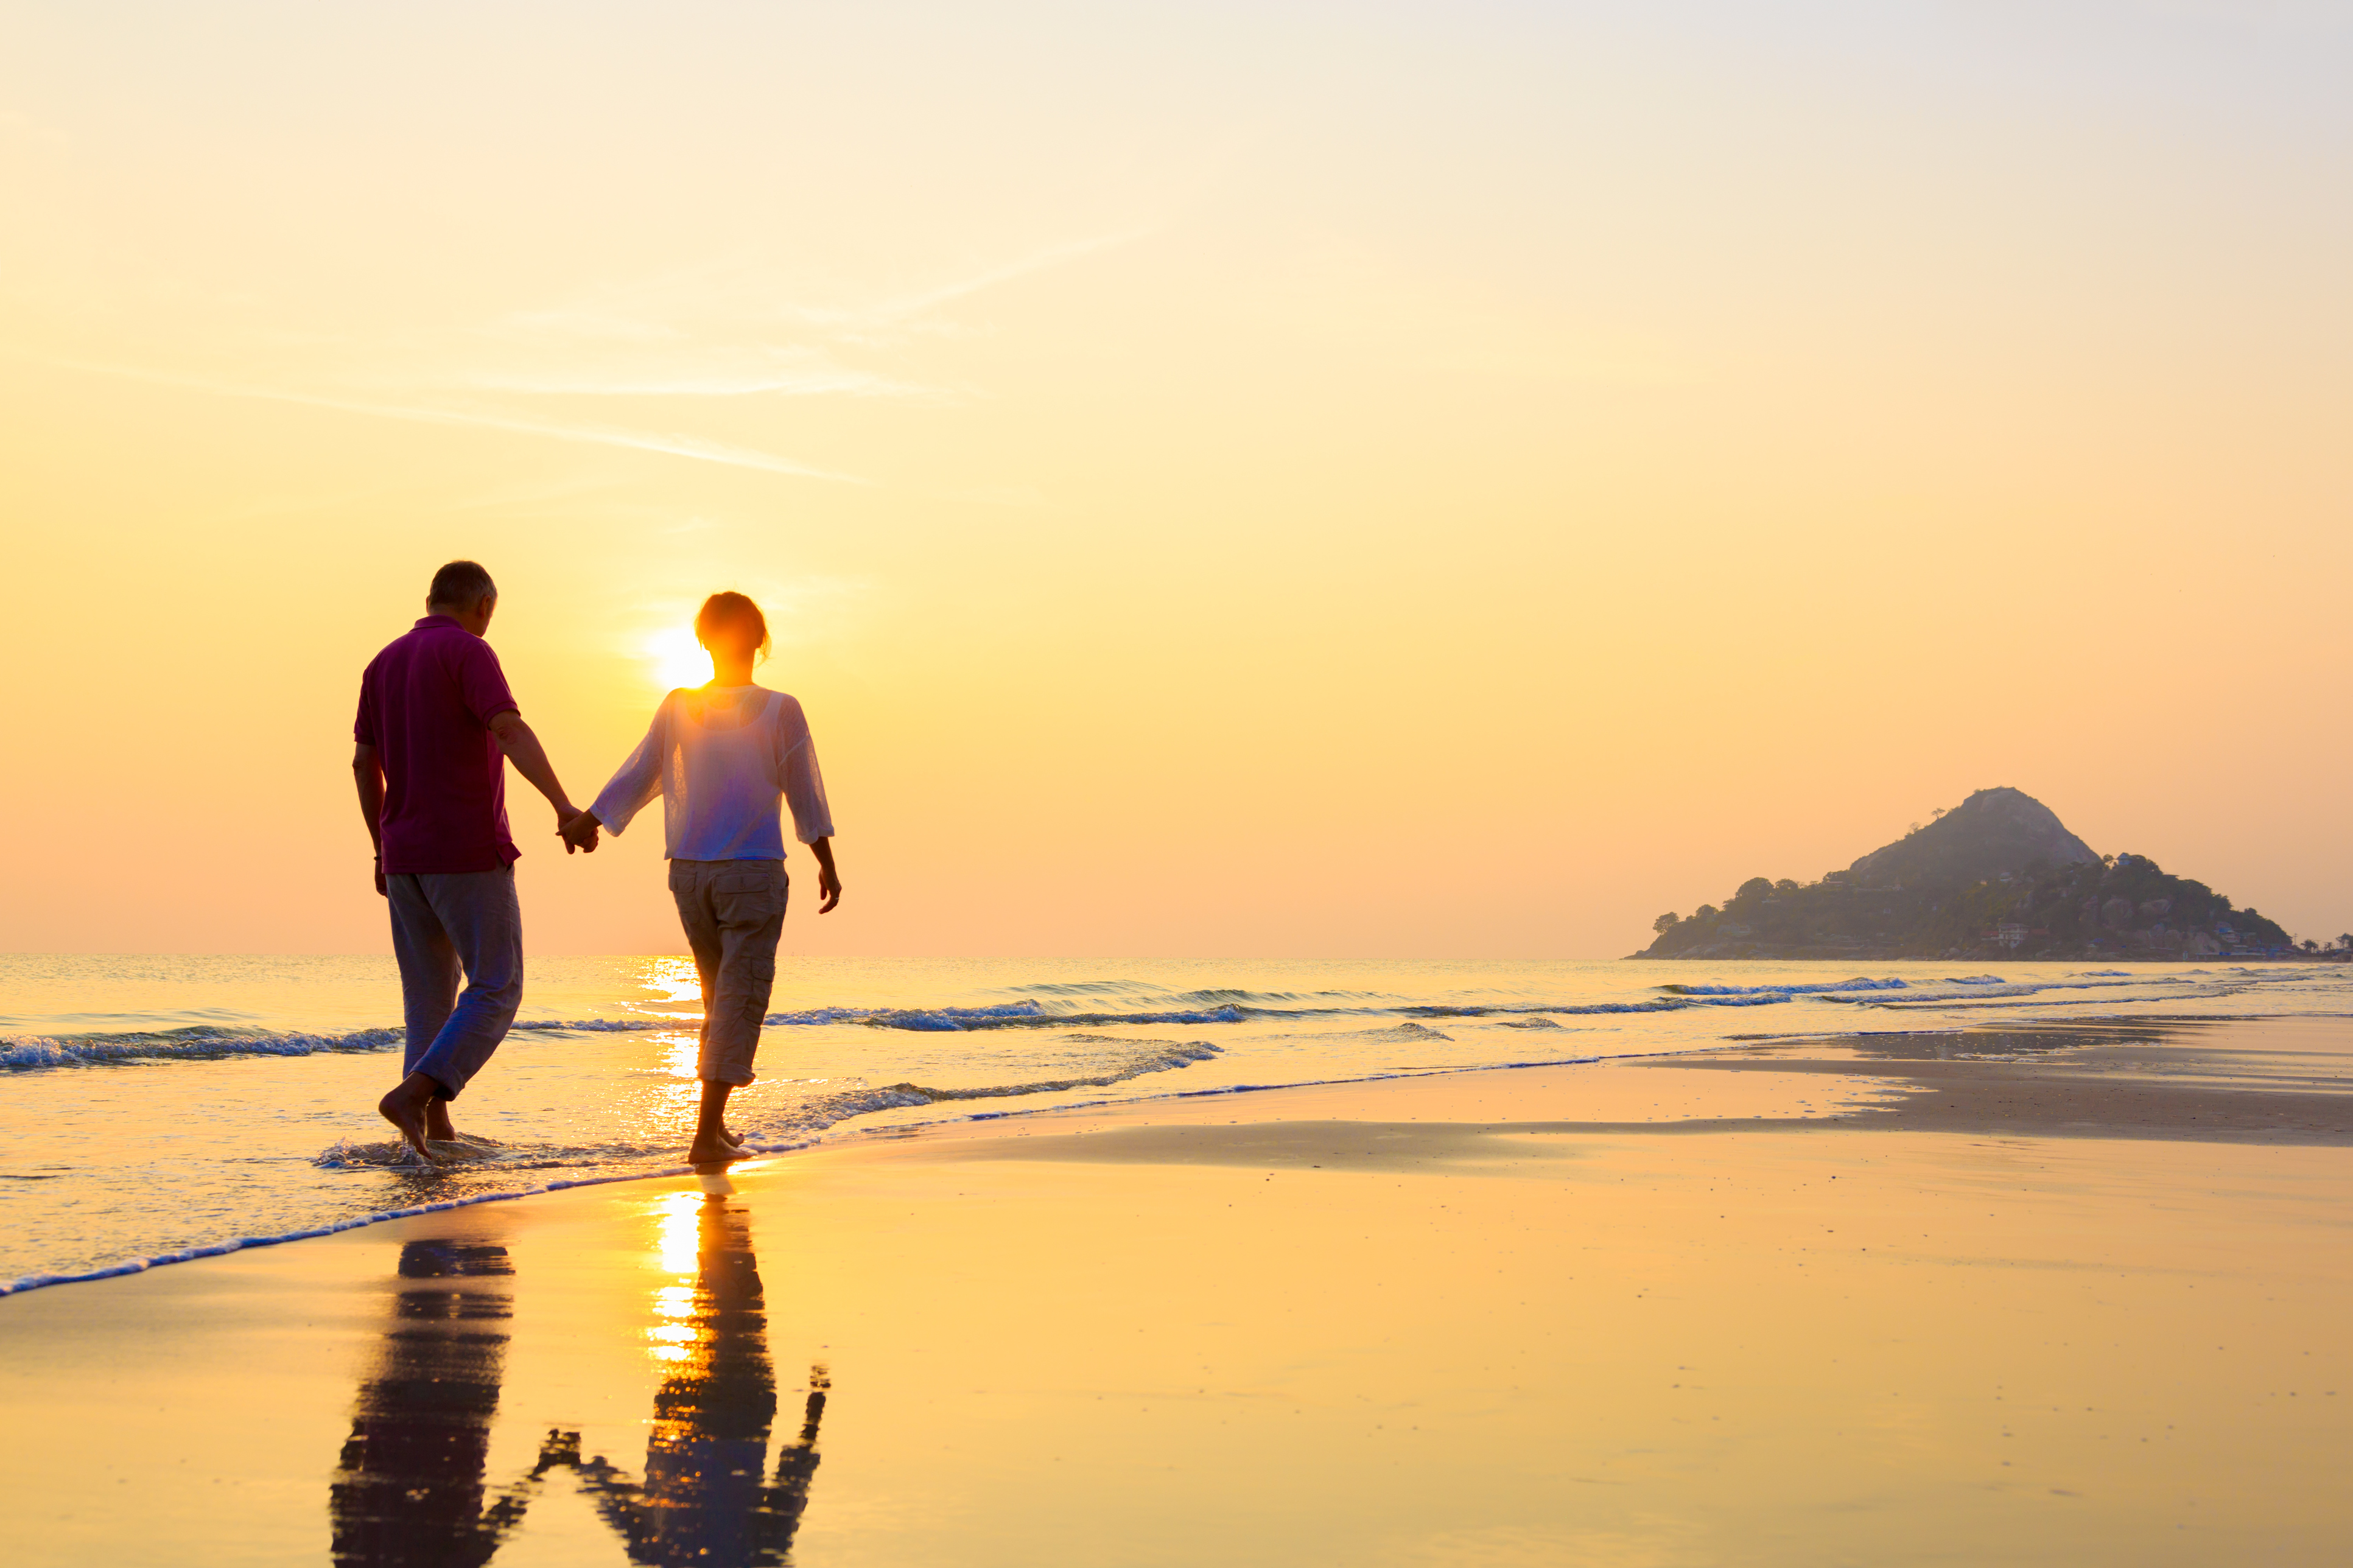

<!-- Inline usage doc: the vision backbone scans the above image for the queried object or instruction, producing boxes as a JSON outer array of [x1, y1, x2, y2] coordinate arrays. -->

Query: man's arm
[[352, 743, 387, 895], [808, 836, 841, 914], [485, 710, 595, 853]]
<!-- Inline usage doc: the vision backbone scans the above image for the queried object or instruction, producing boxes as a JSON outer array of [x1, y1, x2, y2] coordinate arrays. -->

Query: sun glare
[[643, 626, 712, 691]]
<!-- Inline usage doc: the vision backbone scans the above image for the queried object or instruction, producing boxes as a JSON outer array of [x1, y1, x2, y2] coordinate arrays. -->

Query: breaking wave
[[0, 1017, 684, 1073], [1, 1026, 409, 1071], [3, 993, 1812, 1073]]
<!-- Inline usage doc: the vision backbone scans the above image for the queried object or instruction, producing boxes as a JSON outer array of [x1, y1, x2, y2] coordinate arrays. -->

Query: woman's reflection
[[557, 1194, 828, 1566], [329, 1239, 534, 1567]]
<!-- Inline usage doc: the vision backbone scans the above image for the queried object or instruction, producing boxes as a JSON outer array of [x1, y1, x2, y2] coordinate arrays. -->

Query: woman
[[573, 592, 841, 1164]]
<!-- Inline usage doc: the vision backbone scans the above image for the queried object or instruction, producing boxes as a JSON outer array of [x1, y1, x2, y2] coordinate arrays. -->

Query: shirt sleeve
[[354, 671, 379, 747], [773, 696, 835, 844], [453, 639, 521, 726], [589, 697, 672, 836]]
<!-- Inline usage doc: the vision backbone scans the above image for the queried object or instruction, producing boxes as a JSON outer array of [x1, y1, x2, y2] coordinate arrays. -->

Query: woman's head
[[695, 592, 771, 663]]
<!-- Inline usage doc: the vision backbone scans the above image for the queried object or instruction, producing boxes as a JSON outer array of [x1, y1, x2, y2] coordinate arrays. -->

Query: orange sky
[[3, 2, 2350, 957]]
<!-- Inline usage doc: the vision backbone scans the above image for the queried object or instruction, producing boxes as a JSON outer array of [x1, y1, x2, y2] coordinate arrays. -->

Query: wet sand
[[2, 1017, 2349, 1565]]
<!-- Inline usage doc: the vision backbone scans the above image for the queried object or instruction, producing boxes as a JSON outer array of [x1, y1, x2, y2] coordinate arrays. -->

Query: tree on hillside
[[1653, 912, 1680, 934]]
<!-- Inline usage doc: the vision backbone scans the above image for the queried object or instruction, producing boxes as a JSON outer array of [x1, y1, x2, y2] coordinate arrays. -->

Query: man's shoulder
[[364, 625, 427, 673], [376, 617, 465, 652], [367, 622, 503, 685], [409, 622, 506, 677]]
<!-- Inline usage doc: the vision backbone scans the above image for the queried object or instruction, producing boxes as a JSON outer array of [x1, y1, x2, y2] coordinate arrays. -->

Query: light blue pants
[[385, 865, 523, 1099]]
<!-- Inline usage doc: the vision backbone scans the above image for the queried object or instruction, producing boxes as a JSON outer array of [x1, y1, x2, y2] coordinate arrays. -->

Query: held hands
[[558, 807, 601, 855]]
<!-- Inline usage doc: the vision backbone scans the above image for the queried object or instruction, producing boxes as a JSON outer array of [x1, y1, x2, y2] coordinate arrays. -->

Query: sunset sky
[[4, 1, 2350, 957]]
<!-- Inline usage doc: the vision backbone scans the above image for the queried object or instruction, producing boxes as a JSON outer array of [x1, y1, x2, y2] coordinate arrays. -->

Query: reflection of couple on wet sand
[[329, 1199, 826, 1566], [352, 560, 841, 1165]]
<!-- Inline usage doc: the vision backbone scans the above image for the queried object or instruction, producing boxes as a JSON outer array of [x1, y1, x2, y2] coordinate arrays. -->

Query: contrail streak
[[17, 354, 862, 481]]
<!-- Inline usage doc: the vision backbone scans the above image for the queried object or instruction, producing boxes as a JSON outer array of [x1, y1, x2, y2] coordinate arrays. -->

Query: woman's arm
[[581, 697, 673, 838], [774, 698, 840, 910]]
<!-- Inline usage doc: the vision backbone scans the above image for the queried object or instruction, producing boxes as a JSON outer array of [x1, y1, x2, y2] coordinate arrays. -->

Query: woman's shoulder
[[754, 686, 810, 726]]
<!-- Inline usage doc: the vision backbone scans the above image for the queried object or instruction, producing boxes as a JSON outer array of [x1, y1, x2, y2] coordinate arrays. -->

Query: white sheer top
[[589, 685, 833, 861]]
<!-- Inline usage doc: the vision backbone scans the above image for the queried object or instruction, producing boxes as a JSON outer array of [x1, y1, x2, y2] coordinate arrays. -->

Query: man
[[352, 560, 595, 1161]]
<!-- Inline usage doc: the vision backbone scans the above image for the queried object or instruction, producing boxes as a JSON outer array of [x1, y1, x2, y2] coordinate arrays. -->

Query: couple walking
[[351, 560, 840, 1167]]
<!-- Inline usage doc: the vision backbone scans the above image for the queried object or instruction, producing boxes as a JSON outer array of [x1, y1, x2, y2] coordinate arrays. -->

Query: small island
[[1635, 786, 2324, 962]]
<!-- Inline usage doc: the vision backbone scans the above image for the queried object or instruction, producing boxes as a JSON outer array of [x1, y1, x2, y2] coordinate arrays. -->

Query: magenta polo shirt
[[354, 616, 522, 874]]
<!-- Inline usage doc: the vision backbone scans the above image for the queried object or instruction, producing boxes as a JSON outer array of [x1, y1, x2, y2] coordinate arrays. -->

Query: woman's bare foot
[[689, 1080, 748, 1166], [377, 1073, 441, 1164]]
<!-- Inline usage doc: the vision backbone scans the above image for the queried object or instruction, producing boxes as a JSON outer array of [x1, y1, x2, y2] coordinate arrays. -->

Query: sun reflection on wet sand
[[555, 1194, 827, 1564]]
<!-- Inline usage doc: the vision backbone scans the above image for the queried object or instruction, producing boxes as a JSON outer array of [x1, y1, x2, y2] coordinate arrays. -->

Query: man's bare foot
[[426, 1103, 458, 1143], [378, 1074, 440, 1164]]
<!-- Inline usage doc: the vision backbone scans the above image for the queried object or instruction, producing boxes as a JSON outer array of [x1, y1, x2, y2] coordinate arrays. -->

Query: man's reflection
[[329, 1239, 533, 1567], [554, 1196, 828, 1566]]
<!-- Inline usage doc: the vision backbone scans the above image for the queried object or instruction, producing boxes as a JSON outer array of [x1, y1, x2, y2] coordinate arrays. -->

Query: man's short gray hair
[[428, 560, 497, 611]]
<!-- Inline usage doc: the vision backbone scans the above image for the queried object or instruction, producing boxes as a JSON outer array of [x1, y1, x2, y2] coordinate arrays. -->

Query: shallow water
[[3, 954, 2348, 1289]]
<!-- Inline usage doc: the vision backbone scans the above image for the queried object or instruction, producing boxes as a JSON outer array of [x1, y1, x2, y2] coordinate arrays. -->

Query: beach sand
[[4, 1018, 2349, 1566]]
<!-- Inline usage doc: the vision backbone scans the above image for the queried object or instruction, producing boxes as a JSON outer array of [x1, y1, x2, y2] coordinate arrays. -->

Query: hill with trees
[[1638, 787, 2298, 961]]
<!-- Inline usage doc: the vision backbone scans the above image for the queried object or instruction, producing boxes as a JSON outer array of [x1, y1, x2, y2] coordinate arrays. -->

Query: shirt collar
[[415, 615, 464, 629]]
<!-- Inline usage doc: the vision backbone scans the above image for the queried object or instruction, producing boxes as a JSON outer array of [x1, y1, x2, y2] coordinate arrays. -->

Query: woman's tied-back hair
[[428, 559, 497, 611], [695, 591, 772, 659]]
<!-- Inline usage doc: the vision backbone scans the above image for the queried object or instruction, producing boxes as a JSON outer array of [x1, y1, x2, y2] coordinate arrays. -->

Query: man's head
[[427, 561, 498, 634]]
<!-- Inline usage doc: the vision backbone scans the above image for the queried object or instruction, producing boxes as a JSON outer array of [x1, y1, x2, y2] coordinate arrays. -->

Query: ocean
[[4, 954, 2348, 1294]]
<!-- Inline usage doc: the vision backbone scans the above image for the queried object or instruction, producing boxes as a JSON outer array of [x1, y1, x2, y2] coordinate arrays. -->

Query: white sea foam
[[0, 1150, 819, 1299], [1664, 977, 1915, 996]]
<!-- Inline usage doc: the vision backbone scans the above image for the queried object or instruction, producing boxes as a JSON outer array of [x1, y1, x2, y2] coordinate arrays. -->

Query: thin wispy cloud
[[13, 224, 1157, 484], [458, 363, 924, 399], [861, 227, 1157, 324], [483, 225, 1160, 371], [26, 354, 861, 481]]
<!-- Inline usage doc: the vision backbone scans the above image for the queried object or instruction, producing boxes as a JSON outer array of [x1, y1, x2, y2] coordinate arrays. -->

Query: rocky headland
[[1636, 787, 2307, 962]]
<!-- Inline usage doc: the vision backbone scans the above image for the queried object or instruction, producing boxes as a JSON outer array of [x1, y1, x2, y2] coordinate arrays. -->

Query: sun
[[643, 626, 712, 690]]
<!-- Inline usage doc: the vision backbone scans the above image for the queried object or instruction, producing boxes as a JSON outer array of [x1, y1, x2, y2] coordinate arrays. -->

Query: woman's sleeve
[[588, 698, 671, 836], [774, 698, 836, 844]]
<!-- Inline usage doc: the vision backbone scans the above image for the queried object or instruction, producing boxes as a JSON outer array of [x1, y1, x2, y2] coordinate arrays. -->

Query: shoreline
[[12, 1012, 2348, 1299]]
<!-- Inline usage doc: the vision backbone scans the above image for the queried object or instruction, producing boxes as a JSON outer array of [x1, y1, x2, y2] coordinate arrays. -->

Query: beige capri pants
[[667, 858, 788, 1086]]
